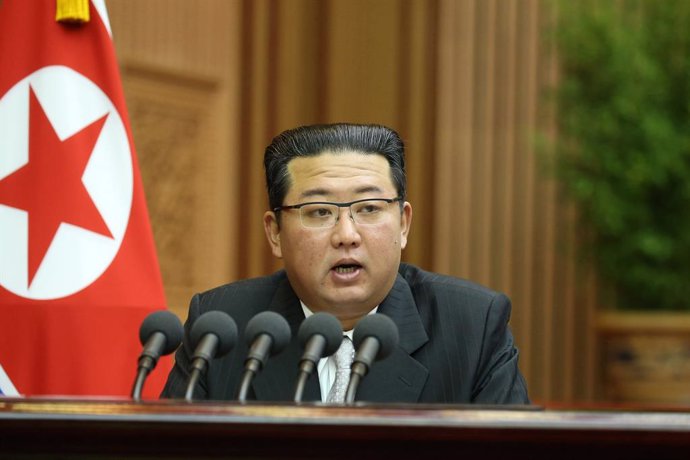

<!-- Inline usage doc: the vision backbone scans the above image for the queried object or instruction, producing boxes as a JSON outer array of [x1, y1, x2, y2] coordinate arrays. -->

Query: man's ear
[[263, 211, 283, 258], [399, 201, 413, 249]]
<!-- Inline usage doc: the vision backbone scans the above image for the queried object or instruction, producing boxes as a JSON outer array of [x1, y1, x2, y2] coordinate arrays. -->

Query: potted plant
[[545, 0, 690, 404]]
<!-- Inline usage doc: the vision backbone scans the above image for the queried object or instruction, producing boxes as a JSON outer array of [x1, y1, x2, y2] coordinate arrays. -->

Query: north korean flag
[[0, 0, 171, 398]]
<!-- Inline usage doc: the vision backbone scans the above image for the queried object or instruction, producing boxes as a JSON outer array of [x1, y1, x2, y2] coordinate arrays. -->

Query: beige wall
[[108, 0, 600, 405]]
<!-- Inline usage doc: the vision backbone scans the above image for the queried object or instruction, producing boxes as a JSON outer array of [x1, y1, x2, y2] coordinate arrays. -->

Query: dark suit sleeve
[[471, 293, 530, 404], [160, 294, 207, 399]]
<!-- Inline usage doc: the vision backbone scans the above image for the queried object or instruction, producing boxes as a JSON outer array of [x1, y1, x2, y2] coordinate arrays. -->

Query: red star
[[0, 86, 113, 287]]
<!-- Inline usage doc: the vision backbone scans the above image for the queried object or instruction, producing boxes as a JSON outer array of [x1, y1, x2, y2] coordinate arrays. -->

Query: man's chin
[[319, 291, 377, 315]]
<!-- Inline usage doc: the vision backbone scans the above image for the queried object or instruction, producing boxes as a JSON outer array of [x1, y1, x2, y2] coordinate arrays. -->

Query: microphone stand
[[130, 334, 165, 401], [293, 336, 324, 403], [344, 339, 380, 404], [184, 333, 221, 402], [344, 367, 363, 404], [293, 370, 310, 403], [236, 335, 272, 402], [130, 368, 148, 402], [184, 368, 202, 402], [236, 360, 260, 402]]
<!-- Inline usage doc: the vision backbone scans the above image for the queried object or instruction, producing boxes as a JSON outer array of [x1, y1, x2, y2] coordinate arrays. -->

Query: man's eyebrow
[[299, 188, 330, 199], [299, 185, 386, 200], [354, 185, 384, 195]]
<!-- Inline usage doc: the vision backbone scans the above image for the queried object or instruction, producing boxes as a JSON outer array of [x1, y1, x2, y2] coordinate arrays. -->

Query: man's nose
[[331, 207, 361, 246]]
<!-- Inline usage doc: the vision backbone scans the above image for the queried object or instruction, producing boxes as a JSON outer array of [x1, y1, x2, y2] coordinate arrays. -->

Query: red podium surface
[[2, 397, 690, 459]]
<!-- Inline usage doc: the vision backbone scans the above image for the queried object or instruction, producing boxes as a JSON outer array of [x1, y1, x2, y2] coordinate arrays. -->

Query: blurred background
[[107, 0, 690, 407]]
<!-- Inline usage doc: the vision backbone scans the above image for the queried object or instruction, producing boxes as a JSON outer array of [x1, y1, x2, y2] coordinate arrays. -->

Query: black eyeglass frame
[[273, 196, 403, 215]]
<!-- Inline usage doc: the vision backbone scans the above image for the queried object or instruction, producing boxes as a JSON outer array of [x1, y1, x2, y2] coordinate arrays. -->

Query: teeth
[[335, 266, 357, 274]]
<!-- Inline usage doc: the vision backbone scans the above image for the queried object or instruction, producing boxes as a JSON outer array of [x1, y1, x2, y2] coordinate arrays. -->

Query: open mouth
[[333, 264, 361, 274]]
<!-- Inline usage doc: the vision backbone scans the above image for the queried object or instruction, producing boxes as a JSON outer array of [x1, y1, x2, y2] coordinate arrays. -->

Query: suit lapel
[[250, 272, 429, 403], [251, 277, 322, 402], [357, 273, 430, 403]]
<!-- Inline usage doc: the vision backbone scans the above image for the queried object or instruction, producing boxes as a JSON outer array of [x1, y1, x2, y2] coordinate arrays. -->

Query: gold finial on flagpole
[[56, 0, 90, 24]]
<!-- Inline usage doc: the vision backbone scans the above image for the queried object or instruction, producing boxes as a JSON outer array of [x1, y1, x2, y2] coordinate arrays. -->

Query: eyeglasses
[[274, 197, 403, 228]]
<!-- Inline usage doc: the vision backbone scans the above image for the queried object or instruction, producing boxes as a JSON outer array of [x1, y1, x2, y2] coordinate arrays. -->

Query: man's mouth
[[333, 264, 361, 274]]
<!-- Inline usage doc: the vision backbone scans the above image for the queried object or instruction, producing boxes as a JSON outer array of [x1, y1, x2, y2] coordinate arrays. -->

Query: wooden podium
[[2, 397, 690, 459]]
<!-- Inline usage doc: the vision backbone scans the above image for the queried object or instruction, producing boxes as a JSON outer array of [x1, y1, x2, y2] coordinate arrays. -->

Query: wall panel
[[109, 0, 242, 318], [433, 0, 598, 403]]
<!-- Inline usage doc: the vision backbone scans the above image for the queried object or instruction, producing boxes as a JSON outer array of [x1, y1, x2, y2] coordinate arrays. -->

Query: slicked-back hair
[[264, 123, 406, 213]]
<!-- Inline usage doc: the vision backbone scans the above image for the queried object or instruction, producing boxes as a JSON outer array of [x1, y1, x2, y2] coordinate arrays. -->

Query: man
[[161, 123, 529, 404]]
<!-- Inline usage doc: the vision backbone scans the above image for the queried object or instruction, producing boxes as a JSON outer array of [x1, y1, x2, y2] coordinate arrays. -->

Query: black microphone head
[[139, 310, 184, 355], [244, 311, 291, 355], [190, 311, 238, 357], [352, 314, 399, 360], [298, 312, 343, 357]]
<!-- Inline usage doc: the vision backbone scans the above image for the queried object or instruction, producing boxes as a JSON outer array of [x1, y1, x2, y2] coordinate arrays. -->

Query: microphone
[[345, 314, 399, 404], [293, 312, 343, 403], [131, 310, 183, 401], [236, 311, 291, 402], [184, 311, 238, 402]]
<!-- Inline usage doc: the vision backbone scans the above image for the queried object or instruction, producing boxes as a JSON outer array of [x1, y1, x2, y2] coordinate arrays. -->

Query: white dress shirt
[[300, 301, 378, 402]]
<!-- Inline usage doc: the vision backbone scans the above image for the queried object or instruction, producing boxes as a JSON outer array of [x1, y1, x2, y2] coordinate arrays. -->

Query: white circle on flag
[[0, 65, 133, 300]]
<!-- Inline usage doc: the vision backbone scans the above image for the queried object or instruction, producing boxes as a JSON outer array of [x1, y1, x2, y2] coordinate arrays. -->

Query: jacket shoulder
[[193, 270, 288, 318], [398, 263, 506, 306]]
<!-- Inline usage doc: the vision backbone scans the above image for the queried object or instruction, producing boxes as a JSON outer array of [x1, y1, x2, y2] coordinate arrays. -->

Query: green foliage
[[548, 0, 690, 310]]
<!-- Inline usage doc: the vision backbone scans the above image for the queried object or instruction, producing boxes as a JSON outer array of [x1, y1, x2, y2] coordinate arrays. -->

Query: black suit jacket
[[161, 263, 529, 404]]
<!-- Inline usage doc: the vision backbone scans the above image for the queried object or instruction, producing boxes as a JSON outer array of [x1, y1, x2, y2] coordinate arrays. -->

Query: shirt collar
[[299, 301, 378, 339]]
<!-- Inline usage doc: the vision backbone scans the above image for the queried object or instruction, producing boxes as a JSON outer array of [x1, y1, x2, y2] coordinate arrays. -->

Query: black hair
[[264, 123, 406, 211]]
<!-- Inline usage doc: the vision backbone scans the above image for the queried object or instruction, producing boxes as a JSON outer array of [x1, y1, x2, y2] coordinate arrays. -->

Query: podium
[[2, 398, 690, 459]]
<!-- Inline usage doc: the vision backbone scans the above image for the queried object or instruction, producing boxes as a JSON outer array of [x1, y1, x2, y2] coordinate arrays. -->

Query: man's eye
[[357, 203, 382, 214], [306, 207, 333, 218]]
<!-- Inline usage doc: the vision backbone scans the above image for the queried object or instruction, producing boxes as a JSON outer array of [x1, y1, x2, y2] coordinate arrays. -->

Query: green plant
[[547, 0, 690, 310]]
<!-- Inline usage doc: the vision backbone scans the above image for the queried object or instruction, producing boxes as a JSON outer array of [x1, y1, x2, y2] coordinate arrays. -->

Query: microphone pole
[[293, 312, 342, 403], [236, 311, 291, 402], [184, 311, 238, 402], [344, 314, 399, 404], [131, 310, 183, 401]]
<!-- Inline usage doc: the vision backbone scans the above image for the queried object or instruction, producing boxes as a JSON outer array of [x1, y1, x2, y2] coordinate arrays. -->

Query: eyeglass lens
[[299, 200, 393, 228]]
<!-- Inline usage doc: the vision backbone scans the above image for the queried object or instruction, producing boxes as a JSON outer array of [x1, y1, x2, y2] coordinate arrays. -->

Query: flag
[[0, 0, 171, 398], [0, 363, 20, 397]]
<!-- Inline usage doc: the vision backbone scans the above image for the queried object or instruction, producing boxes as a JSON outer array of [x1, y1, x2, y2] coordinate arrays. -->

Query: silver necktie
[[326, 336, 354, 403]]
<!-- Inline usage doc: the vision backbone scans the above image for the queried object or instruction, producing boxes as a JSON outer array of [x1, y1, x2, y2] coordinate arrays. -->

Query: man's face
[[263, 150, 412, 329]]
